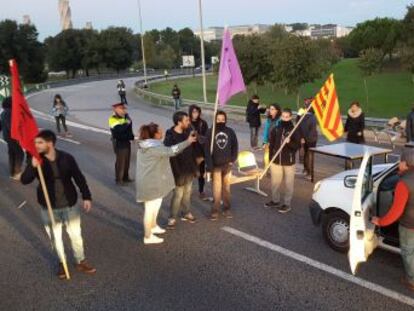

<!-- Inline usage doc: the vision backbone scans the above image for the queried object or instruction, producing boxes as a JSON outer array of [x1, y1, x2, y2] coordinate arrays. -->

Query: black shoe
[[277, 205, 291, 213], [264, 201, 280, 208], [123, 179, 135, 183]]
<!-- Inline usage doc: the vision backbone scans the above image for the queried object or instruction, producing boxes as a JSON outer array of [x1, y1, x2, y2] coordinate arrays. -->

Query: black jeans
[[114, 144, 131, 182], [120, 94, 128, 105], [303, 141, 317, 175], [198, 161, 206, 194], [55, 115, 68, 133], [250, 126, 259, 148], [7, 140, 24, 176]]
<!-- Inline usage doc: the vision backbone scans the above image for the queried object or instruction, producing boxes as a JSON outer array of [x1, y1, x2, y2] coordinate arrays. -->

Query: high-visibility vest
[[108, 115, 129, 130]]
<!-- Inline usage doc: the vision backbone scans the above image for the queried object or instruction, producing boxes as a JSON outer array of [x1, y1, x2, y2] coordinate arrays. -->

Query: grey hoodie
[[135, 139, 191, 202]]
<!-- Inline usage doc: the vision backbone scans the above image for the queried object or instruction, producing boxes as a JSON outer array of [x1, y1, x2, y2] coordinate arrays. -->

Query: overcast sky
[[0, 0, 411, 40]]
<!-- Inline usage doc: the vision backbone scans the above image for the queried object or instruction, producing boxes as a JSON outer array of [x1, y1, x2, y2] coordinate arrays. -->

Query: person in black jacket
[[20, 130, 96, 280], [117, 80, 127, 105], [345, 101, 365, 144], [406, 104, 414, 142], [246, 95, 267, 149], [265, 108, 301, 212], [205, 110, 238, 220], [298, 98, 318, 179], [108, 103, 135, 185], [164, 111, 198, 229], [189, 104, 209, 199], [172, 84, 181, 110], [0, 97, 25, 180]]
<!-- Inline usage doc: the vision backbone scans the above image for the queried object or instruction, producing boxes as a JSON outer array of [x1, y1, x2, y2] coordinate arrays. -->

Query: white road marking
[[222, 226, 414, 307], [0, 138, 6, 144], [17, 201, 27, 209], [58, 136, 81, 145]]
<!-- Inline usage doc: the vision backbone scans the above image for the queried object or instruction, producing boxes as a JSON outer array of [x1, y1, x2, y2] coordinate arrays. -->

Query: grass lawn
[[149, 59, 414, 118]]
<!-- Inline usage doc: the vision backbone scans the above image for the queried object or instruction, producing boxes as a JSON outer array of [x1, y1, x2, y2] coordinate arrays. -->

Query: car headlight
[[313, 181, 322, 193]]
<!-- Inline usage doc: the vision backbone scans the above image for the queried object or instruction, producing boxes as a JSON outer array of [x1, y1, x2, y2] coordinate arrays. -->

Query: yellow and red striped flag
[[311, 74, 344, 141]]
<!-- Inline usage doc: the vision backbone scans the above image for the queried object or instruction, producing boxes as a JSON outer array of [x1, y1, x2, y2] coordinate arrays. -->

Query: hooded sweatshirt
[[246, 100, 266, 128], [269, 120, 301, 166], [345, 107, 365, 144], [135, 139, 191, 202], [205, 123, 238, 171]]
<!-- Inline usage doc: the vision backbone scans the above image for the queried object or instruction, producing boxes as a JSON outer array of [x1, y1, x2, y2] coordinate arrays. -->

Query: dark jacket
[[191, 117, 208, 159], [246, 100, 266, 128], [164, 127, 198, 186], [298, 112, 318, 144], [21, 150, 92, 209], [205, 124, 238, 171], [0, 108, 12, 142], [345, 108, 365, 144], [269, 121, 301, 166], [406, 111, 414, 142], [109, 113, 134, 149], [399, 170, 414, 229], [172, 87, 181, 99]]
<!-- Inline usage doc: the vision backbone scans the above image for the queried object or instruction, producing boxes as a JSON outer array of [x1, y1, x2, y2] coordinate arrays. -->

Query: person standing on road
[[164, 111, 198, 229], [0, 96, 24, 180], [136, 123, 197, 244], [265, 108, 301, 212], [345, 101, 365, 144], [205, 110, 239, 221], [108, 103, 135, 185], [117, 80, 128, 105], [262, 104, 281, 169], [21, 130, 96, 280], [372, 149, 414, 291], [51, 94, 71, 137], [298, 98, 318, 180], [172, 84, 181, 110], [189, 104, 209, 200], [246, 95, 267, 150], [406, 104, 414, 142]]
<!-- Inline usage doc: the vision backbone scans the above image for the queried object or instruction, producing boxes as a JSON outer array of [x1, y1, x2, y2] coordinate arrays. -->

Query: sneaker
[[222, 210, 233, 219], [75, 259, 96, 275], [209, 212, 219, 221], [65, 132, 73, 138], [277, 205, 292, 214], [152, 225, 166, 235], [143, 235, 164, 245], [167, 218, 176, 230], [10, 173, 22, 181], [264, 201, 280, 208], [181, 213, 196, 223], [57, 263, 67, 280]]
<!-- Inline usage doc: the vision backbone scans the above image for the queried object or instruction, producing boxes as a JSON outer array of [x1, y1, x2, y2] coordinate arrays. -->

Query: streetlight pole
[[198, 0, 208, 104], [138, 0, 148, 87]]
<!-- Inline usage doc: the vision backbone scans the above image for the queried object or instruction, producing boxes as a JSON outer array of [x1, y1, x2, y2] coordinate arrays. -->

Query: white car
[[309, 153, 401, 265]]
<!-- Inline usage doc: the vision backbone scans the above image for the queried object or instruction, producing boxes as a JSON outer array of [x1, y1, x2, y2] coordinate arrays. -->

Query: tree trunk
[[71, 69, 76, 79], [364, 78, 369, 113], [85, 68, 90, 77]]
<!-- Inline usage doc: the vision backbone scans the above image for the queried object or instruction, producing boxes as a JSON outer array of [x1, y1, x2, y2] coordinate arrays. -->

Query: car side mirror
[[344, 175, 357, 188]]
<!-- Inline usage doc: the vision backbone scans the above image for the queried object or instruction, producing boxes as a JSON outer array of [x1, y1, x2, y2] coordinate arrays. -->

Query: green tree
[[0, 19, 45, 83], [401, 4, 414, 84], [358, 48, 384, 75], [334, 36, 359, 58]]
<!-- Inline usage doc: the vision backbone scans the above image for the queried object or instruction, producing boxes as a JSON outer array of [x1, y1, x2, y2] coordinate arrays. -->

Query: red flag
[[9, 59, 41, 161]]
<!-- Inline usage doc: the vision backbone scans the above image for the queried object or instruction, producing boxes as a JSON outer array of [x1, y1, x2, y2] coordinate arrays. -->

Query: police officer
[[108, 103, 134, 185]]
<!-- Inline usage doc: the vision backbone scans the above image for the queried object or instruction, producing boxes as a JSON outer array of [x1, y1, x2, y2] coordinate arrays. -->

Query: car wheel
[[322, 210, 350, 253]]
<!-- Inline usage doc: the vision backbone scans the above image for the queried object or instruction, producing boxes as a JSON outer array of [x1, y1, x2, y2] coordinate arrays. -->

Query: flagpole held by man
[[9, 59, 72, 280]]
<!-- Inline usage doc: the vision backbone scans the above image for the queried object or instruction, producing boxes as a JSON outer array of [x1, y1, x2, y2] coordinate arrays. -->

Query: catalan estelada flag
[[311, 74, 344, 141]]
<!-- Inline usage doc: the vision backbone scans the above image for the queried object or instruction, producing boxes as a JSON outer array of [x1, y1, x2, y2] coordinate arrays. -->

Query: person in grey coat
[[135, 122, 197, 245]]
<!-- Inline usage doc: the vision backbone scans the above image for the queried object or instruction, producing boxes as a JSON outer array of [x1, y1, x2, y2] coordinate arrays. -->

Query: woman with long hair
[[262, 103, 281, 169], [51, 94, 70, 137], [135, 122, 196, 245], [345, 101, 365, 144]]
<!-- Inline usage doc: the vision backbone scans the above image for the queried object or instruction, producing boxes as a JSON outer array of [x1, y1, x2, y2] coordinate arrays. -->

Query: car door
[[348, 153, 379, 275]]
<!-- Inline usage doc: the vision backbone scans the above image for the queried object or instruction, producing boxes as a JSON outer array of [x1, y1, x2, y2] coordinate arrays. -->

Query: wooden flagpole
[[210, 92, 220, 154], [37, 165, 71, 280], [259, 104, 313, 180]]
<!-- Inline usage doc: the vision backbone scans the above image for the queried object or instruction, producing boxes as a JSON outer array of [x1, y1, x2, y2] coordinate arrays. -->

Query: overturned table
[[309, 142, 393, 182]]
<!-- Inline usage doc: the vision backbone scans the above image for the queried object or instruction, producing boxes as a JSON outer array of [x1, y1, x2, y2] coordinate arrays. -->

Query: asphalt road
[[0, 77, 412, 310]]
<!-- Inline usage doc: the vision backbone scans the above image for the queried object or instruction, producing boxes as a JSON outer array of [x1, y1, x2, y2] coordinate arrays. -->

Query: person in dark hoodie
[[164, 111, 198, 229], [189, 104, 209, 199], [298, 98, 318, 180], [406, 104, 414, 142], [205, 110, 238, 220], [0, 96, 25, 180], [265, 108, 301, 213], [246, 95, 267, 150], [345, 101, 365, 144]]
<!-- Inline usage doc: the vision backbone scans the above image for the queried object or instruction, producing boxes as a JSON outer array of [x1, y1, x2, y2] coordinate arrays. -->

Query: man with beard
[[266, 108, 301, 213], [205, 111, 238, 220], [21, 130, 96, 280]]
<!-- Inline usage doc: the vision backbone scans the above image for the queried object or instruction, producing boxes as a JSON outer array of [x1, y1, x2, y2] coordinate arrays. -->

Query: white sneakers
[[143, 235, 164, 245], [152, 226, 166, 235]]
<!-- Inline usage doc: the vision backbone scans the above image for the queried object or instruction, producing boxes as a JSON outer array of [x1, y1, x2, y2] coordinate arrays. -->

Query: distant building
[[58, 0, 73, 30], [310, 24, 353, 39], [85, 22, 93, 30], [22, 15, 31, 25], [228, 24, 270, 37], [194, 27, 224, 42], [293, 29, 312, 37]]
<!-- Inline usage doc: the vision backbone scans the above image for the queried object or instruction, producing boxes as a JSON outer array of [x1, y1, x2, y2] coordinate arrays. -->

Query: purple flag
[[217, 29, 246, 106]]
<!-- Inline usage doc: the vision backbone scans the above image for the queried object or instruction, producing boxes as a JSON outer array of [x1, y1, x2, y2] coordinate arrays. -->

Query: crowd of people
[[1, 91, 414, 287]]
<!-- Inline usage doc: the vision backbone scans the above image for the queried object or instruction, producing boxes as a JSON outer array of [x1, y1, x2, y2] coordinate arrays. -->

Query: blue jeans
[[399, 224, 414, 283], [40, 206, 85, 264], [174, 98, 181, 110]]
